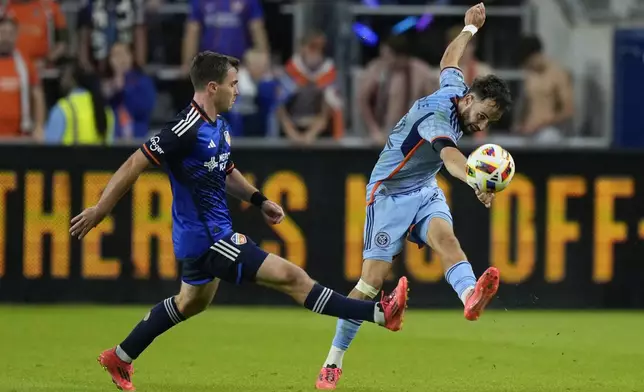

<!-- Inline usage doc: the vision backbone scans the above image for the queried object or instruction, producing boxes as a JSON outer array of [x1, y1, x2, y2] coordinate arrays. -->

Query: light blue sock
[[332, 318, 362, 350], [445, 261, 477, 302], [324, 318, 362, 368]]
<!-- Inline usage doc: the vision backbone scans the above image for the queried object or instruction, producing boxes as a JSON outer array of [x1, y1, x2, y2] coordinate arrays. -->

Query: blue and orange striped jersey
[[366, 68, 468, 204]]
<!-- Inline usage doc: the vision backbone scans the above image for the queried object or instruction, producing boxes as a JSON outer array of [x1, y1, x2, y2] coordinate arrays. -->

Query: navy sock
[[304, 283, 381, 323], [117, 297, 186, 361]]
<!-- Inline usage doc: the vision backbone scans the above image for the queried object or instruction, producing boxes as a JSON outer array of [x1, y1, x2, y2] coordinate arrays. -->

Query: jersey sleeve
[[225, 159, 235, 175], [140, 125, 197, 166], [417, 109, 459, 150], [439, 67, 467, 89]]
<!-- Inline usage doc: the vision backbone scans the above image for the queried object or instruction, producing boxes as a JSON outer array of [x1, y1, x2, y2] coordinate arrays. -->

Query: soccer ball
[[465, 143, 515, 193]]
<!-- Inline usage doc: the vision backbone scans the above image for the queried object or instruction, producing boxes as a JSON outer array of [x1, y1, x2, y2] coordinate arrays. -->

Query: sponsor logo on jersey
[[149, 136, 164, 154], [204, 156, 218, 172]]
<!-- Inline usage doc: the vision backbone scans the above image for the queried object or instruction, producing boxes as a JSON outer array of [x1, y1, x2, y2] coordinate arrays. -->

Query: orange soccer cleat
[[464, 266, 500, 321], [97, 348, 136, 391]]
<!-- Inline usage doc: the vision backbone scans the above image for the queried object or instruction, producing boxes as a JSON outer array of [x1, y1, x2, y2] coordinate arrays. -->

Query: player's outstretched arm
[[440, 146, 494, 208], [440, 146, 469, 184], [440, 3, 486, 70], [226, 168, 285, 225], [70, 150, 150, 239]]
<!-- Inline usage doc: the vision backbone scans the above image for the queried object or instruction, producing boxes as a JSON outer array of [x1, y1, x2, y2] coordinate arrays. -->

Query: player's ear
[[207, 81, 217, 94]]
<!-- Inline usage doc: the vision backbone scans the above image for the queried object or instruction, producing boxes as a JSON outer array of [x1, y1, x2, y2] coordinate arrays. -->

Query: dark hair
[[384, 35, 409, 56], [518, 36, 543, 65], [61, 58, 108, 138], [190, 51, 240, 90], [469, 74, 512, 114]]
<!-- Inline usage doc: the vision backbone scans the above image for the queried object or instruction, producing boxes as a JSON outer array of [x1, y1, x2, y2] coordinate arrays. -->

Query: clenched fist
[[465, 2, 486, 29]]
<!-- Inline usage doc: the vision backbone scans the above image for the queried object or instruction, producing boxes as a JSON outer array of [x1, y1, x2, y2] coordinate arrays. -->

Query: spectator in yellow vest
[[44, 60, 115, 145]]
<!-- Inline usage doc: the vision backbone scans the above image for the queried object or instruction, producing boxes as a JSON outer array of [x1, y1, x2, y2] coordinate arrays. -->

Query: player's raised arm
[[440, 3, 486, 71]]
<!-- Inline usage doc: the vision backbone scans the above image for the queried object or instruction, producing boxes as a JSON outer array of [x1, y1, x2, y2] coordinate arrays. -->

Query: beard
[[458, 107, 475, 135]]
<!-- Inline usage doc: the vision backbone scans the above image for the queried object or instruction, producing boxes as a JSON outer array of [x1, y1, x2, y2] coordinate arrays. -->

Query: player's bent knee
[[427, 219, 466, 259], [271, 257, 307, 286], [434, 232, 460, 251], [433, 233, 466, 264], [282, 264, 313, 293], [274, 263, 314, 304], [175, 295, 208, 318], [175, 291, 211, 318]]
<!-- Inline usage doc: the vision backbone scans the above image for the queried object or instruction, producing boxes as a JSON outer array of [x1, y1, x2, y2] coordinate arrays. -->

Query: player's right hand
[[260, 200, 285, 225], [70, 206, 107, 239], [465, 2, 486, 29], [475, 189, 494, 208]]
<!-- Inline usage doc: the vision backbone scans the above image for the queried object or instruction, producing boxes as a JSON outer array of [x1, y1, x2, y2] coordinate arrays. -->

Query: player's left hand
[[475, 189, 494, 208], [261, 200, 285, 225]]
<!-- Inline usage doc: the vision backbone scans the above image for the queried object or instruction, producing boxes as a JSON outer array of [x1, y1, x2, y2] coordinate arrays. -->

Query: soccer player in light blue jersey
[[316, 3, 512, 389]]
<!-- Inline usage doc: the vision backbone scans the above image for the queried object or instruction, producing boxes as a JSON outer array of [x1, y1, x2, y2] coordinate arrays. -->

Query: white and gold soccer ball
[[465, 143, 515, 193]]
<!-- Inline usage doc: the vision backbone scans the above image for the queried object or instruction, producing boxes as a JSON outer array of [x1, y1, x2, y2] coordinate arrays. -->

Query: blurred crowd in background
[[0, 0, 593, 146]]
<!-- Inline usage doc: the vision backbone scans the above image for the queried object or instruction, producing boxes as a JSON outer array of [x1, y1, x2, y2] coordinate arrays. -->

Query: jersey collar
[[191, 100, 217, 125]]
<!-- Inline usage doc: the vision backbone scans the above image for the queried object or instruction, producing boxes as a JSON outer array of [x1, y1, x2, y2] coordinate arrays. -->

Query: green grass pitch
[[0, 306, 642, 392]]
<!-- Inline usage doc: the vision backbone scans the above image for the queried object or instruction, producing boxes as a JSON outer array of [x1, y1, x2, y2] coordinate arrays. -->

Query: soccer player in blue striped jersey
[[315, 3, 512, 389], [70, 51, 408, 391]]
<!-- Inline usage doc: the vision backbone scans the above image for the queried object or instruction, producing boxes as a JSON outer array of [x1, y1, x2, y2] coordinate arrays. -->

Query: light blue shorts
[[363, 186, 452, 262]]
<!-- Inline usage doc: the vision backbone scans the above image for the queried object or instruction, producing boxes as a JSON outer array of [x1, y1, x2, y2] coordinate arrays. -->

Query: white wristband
[[462, 25, 478, 36]]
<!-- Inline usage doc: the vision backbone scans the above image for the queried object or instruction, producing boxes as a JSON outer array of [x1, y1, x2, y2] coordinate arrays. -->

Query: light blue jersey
[[363, 67, 468, 262], [366, 67, 467, 204]]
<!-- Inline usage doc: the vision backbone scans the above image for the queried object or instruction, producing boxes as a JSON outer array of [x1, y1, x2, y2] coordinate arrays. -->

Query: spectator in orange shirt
[[3, 0, 67, 66], [0, 16, 45, 140]]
